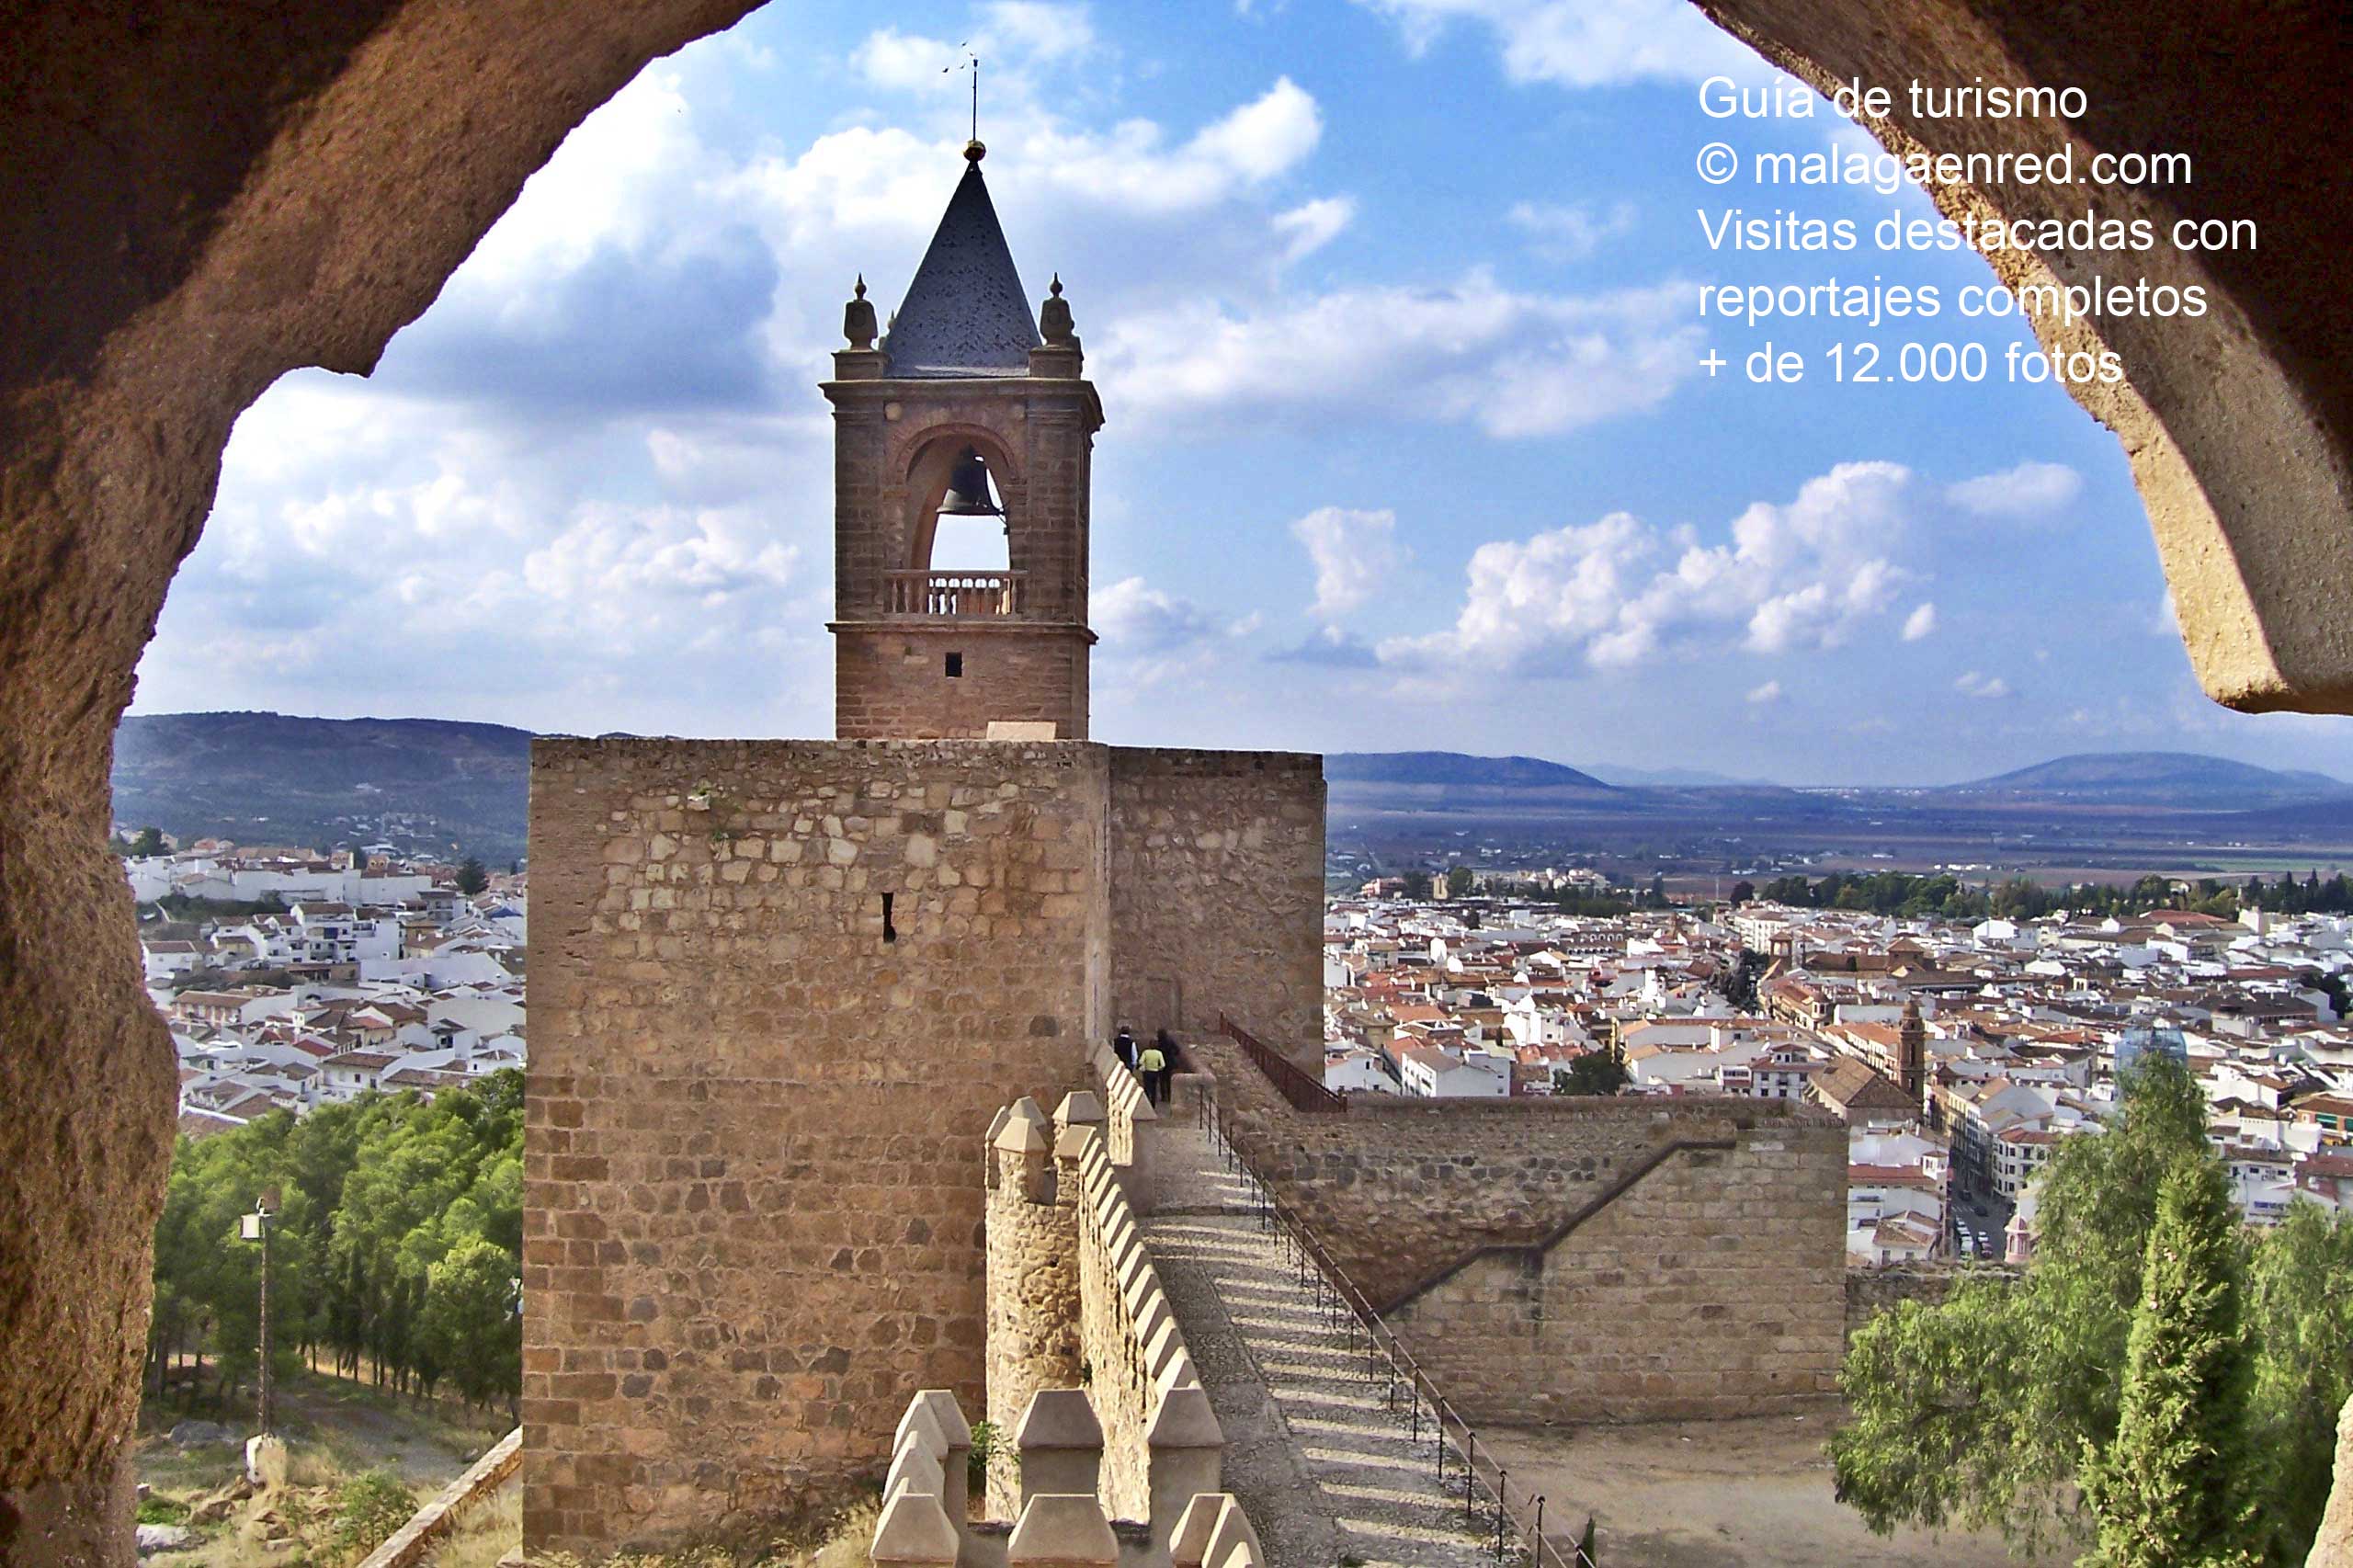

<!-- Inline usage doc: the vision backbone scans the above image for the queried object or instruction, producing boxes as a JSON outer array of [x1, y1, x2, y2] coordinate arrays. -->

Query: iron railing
[[1216, 1012, 1345, 1114], [1193, 1085, 1599, 1567], [883, 569, 1025, 618]]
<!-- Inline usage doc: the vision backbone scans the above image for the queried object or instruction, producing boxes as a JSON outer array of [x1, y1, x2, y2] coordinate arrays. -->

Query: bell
[[938, 448, 1002, 517]]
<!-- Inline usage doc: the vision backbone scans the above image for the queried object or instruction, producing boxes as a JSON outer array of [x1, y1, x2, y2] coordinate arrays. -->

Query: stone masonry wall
[[1845, 1262, 2020, 1342], [524, 739, 1107, 1555], [834, 625, 1090, 742], [1187, 1032, 1847, 1423], [1385, 1128, 1847, 1424], [983, 1126, 1079, 1518], [1074, 1123, 1173, 1522], [1190, 1031, 1834, 1309], [1108, 750, 1324, 1068]]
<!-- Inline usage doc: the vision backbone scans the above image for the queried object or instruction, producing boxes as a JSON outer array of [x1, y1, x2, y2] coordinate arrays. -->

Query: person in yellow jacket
[[1136, 1039, 1167, 1108]]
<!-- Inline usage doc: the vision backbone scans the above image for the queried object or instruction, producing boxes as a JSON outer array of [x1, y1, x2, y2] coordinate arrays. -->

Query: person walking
[[1153, 1028, 1178, 1108], [1136, 1037, 1167, 1108], [1113, 1025, 1137, 1074]]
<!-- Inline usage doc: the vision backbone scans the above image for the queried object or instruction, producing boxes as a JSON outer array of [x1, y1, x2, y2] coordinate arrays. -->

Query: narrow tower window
[[881, 892, 897, 943], [945, 652, 963, 678]]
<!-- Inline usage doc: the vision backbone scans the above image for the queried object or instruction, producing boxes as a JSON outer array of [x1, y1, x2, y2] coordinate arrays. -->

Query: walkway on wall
[[1144, 1124, 1510, 1568]]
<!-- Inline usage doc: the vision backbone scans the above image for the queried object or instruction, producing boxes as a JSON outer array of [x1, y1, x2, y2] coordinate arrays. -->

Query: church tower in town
[[1898, 994, 1930, 1122], [823, 141, 1102, 741]]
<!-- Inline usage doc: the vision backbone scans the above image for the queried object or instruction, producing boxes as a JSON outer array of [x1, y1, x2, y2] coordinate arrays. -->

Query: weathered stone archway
[[4, 1, 2348, 1559]]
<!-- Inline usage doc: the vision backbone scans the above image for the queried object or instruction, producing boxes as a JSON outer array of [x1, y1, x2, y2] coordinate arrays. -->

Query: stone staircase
[[1143, 1124, 1516, 1568]]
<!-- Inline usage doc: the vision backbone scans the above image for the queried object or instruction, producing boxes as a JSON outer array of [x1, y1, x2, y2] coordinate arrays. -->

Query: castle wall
[[1384, 1128, 1848, 1424], [834, 624, 1090, 741], [983, 1126, 1080, 1517], [1072, 1125, 1164, 1523], [1187, 1032, 1847, 1424], [1107, 750, 1324, 1066], [1845, 1261, 2019, 1341], [524, 738, 1108, 1554]]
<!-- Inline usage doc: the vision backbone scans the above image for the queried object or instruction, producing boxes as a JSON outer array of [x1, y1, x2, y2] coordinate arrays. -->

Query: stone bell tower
[[824, 142, 1103, 741], [523, 138, 1324, 1559]]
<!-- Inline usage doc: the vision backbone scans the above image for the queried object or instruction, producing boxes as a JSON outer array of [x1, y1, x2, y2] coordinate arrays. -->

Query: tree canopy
[[149, 1072, 522, 1417], [1750, 869, 2285, 924], [1831, 1055, 2353, 1562]]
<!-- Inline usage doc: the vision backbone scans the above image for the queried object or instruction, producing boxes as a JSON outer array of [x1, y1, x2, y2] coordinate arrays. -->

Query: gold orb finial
[[963, 139, 986, 164]]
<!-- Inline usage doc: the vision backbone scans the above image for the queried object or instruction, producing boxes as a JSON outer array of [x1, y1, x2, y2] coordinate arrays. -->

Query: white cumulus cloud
[[1954, 670, 2013, 699], [1273, 197, 1358, 266], [1901, 601, 1938, 642], [1945, 460, 2083, 521], [1746, 680, 1784, 705], [1358, 0, 1760, 87], [1097, 275, 1700, 439], [1292, 506, 1408, 625], [1383, 461, 1917, 674]]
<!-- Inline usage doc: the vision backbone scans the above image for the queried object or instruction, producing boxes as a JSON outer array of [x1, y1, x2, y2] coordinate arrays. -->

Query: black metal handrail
[[1194, 1085, 1599, 1567], [1216, 1011, 1346, 1114]]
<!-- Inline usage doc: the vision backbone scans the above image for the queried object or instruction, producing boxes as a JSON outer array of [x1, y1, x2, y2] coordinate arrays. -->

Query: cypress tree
[[2078, 1154, 2258, 1568]]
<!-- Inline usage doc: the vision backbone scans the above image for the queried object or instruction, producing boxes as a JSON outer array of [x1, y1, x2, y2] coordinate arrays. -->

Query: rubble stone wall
[[1385, 1125, 1848, 1424], [1188, 1033, 1846, 1423], [524, 738, 1107, 1554], [1107, 750, 1325, 1067], [1845, 1261, 2021, 1340], [984, 1141, 1079, 1517], [1073, 1127, 1177, 1521]]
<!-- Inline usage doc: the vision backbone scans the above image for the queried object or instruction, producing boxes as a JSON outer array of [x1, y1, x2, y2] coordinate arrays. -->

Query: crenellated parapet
[[978, 1082, 1223, 1564], [1086, 1045, 1161, 1211], [873, 1385, 1266, 1568]]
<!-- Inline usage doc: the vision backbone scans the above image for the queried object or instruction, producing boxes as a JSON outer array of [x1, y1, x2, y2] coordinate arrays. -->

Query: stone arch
[[5, 1, 2351, 1558], [900, 425, 1025, 575]]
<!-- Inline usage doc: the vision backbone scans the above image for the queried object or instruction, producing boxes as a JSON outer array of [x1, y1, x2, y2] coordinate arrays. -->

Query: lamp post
[[239, 1198, 277, 1435]]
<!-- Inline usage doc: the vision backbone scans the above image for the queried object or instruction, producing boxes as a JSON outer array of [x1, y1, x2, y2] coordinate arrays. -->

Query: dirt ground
[[136, 1369, 510, 1565], [1483, 1413, 2052, 1568]]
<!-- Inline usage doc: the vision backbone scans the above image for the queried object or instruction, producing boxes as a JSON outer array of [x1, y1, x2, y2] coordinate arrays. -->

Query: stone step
[[1142, 1125, 1518, 1568]]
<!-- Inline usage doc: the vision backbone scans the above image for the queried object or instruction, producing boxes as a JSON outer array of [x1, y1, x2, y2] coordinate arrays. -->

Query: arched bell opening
[[895, 430, 1026, 618]]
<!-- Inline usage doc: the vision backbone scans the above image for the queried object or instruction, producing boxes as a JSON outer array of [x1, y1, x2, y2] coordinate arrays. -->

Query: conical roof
[[882, 156, 1040, 378]]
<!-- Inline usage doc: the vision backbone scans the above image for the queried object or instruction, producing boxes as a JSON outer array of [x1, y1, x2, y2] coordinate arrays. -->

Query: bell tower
[[824, 142, 1103, 740]]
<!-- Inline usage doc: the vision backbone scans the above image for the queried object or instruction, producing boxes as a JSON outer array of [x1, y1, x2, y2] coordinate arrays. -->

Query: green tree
[[1444, 865, 1475, 899], [2245, 1202, 2353, 1557], [421, 1237, 521, 1415], [1553, 1050, 1628, 1097], [2078, 1156, 2257, 1567], [1729, 879, 1756, 905], [1831, 1054, 2215, 1551], [454, 857, 489, 895], [129, 825, 165, 858]]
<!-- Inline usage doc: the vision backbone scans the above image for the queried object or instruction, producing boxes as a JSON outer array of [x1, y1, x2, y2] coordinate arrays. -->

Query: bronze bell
[[938, 448, 1003, 517]]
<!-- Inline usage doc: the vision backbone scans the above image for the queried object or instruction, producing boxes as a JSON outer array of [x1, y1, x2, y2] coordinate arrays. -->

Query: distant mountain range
[[1324, 752, 1614, 790], [113, 711, 533, 864], [1931, 751, 2350, 810], [108, 715, 2353, 863]]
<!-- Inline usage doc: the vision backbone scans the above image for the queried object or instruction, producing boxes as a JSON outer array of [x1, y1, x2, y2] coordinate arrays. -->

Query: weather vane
[[943, 45, 980, 148]]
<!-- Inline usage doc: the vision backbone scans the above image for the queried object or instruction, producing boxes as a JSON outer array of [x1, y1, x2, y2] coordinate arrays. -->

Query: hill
[[1324, 752, 1614, 790], [112, 710, 533, 863], [1937, 751, 2350, 810]]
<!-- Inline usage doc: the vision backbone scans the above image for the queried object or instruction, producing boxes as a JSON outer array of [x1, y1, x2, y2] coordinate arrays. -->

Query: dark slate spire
[[882, 147, 1040, 379]]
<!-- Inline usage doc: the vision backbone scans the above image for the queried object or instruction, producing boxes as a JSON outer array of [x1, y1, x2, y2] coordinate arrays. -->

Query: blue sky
[[131, 0, 2353, 785]]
